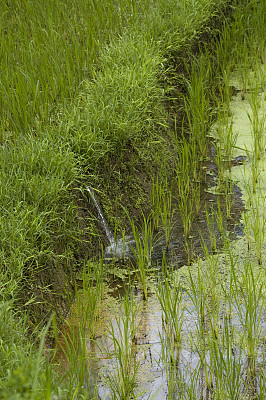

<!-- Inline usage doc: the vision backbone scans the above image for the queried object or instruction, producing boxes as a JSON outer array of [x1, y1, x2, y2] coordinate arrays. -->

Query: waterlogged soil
[[54, 70, 266, 398], [104, 155, 245, 268], [56, 268, 266, 399]]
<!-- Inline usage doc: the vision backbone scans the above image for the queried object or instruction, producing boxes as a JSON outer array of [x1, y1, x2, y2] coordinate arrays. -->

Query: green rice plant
[[181, 183, 201, 238], [104, 287, 140, 400], [0, 301, 67, 400], [160, 187, 174, 250], [157, 259, 184, 350], [223, 120, 238, 172], [247, 79, 266, 163], [231, 260, 263, 376], [250, 201, 266, 266], [183, 52, 214, 158], [177, 188, 194, 239], [185, 265, 208, 358], [207, 317, 243, 399], [159, 330, 181, 400], [174, 135, 202, 242], [214, 135, 226, 190], [215, 117, 238, 187], [244, 183, 266, 265], [156, 259, 184, 398], [150, 177, 164, 232], [0, 134, 83, 329], [205, 205, 218, 252], [76, 260, 105, 339], [215, 196, 225, 237], [217, 66, 233, 114], [258, 356, 266, 400], [223, 176, 233, 220], [221, 250, 238, 325], [70, 33, 165, 160], [174, 138, 194, 191], [238, 38, 251, 98], [54, 260, 104, 396], [250, 156, 261, 194], [130, 214, 153, 300]]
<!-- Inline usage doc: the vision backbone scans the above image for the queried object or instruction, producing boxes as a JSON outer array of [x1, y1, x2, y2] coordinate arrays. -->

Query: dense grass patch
[[0, 0, 154, 136], [66, 33, 165, 161], [1, 0, 264, 397]]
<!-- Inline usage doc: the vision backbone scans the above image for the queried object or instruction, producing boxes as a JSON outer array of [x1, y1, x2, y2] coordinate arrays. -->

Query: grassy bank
[[1, 0, 265, 398]]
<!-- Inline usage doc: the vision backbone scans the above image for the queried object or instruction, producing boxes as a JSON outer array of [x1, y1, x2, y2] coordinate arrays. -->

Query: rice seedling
[[215, 116, 238, 188], [177, 189, 194, 239], [207, 317, 243, 399], [160, 186, 174, 250], [130, 214, 153, 300], [183, 52, 214, 159], [174, 138, 201, 241], [205, 205, 218, 252], [54, 260, 105, 396], [150, 177, 164, 233], [224, 176, 233, 220], [103, 286, 140, 400], [215, 196, 225, 237], [250, 199, 266, 266], [157, 259, 184, 351], [158, 332, 181, 400], [177, 179, 201, 241], [156, 258, 184, 398], [185, 264, 209, 355], [244, 176, 266, 264], [247, 79, 266, 163], [231, 260, 263, 376]]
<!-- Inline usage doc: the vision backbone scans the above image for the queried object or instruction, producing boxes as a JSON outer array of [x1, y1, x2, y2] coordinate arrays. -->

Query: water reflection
[[55, 289, 266, 399]]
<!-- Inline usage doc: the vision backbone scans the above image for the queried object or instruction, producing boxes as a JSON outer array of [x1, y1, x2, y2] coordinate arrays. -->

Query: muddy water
[[56, 284, 266, 399], [104, 156, 245, 268], [55, 178, 247, 398]]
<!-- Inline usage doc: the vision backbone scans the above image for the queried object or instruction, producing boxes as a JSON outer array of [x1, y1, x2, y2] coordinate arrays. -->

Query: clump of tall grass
[[66, 33, 166, 164], [0, 300, 60, 399], [0, 0, 153, 136], [0, 135, 85, 323]]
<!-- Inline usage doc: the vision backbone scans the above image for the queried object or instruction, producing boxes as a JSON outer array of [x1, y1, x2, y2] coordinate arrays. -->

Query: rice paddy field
[[0, 0, 266, 399]]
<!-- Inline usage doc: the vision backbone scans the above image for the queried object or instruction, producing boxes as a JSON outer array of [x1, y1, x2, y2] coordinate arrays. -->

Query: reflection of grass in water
[[53, 260, 106, 397], [103, 286, 140, 400]]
